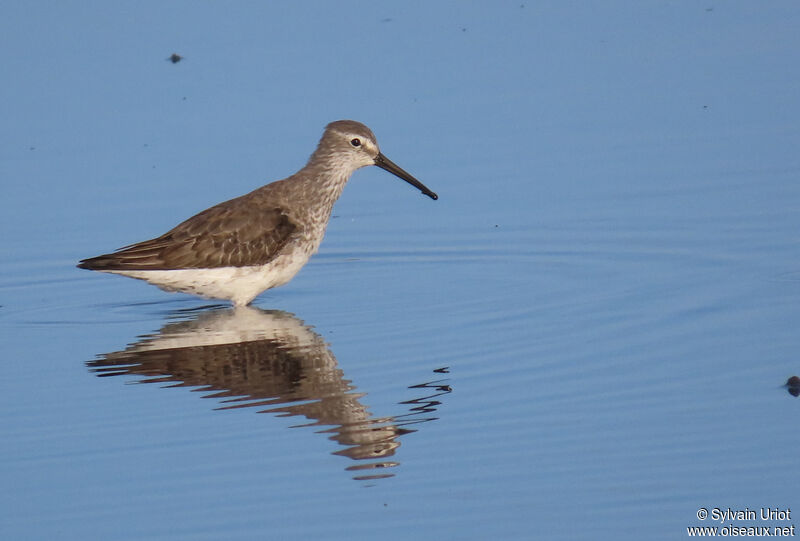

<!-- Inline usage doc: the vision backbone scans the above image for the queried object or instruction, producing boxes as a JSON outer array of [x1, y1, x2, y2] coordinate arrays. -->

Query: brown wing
[[78, 200, 300, 270]]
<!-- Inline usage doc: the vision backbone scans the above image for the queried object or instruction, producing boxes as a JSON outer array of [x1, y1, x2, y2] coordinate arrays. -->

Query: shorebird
[[78, 120, 437, 306]]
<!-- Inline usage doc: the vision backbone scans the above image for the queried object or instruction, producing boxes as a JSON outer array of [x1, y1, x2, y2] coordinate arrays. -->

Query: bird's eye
[[350, 138, 361, 147]]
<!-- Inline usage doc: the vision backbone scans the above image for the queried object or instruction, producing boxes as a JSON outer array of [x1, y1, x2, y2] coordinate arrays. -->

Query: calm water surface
[[2, 3, 800, 540]]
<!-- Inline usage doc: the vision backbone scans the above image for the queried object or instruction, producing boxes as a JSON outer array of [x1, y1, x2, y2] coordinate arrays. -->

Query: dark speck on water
[[786, 376, 800, 396]]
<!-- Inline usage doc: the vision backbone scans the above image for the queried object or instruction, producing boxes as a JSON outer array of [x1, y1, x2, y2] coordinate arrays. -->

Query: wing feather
[[78, 200, 299, 270]]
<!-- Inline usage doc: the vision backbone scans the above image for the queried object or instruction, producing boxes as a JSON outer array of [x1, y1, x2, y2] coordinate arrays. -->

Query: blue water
[[2, 3, 800, 540]]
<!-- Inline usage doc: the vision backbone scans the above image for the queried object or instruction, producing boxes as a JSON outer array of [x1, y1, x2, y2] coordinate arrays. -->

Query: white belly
[[106, 252, 310, 306]]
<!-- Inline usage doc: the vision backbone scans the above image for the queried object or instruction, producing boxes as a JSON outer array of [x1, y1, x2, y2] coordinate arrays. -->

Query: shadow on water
[[86, 305, 451, 482]]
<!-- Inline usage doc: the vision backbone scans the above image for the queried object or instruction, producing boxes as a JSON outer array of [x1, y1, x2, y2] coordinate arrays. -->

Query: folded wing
[[78, 202, 299, 270]]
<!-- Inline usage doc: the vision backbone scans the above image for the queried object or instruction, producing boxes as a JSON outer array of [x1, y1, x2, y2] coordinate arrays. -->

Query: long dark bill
[[374, 153, 438, 200]]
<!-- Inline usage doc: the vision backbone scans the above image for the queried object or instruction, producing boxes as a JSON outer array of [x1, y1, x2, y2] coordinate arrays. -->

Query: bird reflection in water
[[87, 306, 451, 481]]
